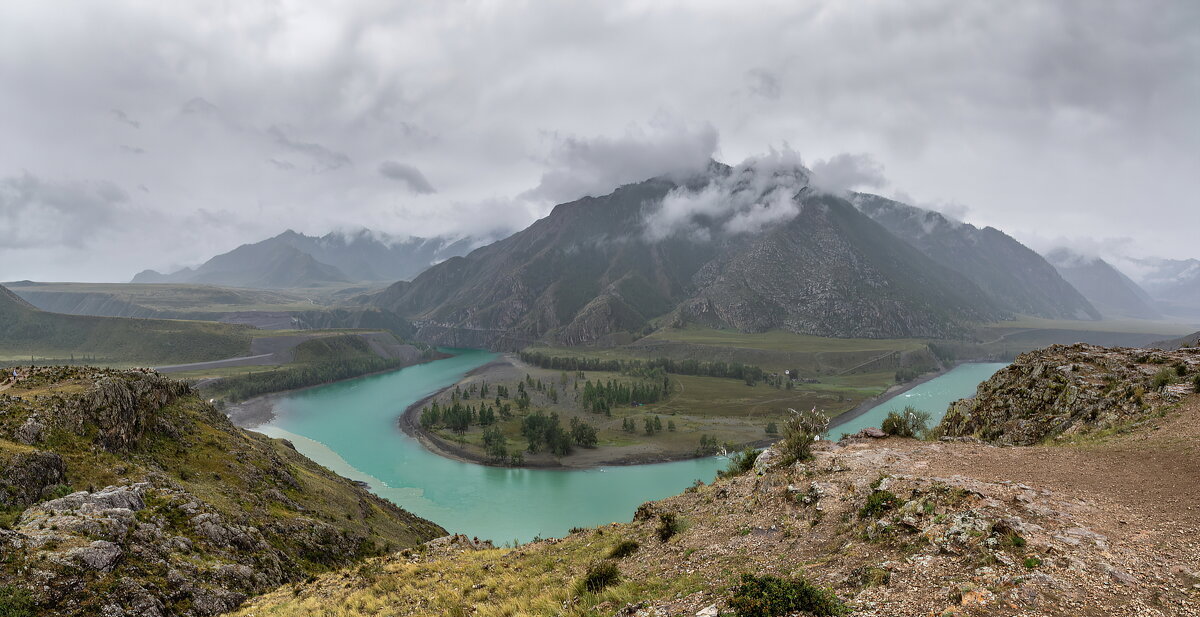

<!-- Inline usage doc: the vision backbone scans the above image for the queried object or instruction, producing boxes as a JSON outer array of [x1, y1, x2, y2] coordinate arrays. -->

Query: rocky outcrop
[[940, 343, 1200, 444], [0, 366, 445, 617], [0, 451, 66, 508]]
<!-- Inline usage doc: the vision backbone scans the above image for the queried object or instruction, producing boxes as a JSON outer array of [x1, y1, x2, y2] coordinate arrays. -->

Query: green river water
[[254, 350, 1006, 543]]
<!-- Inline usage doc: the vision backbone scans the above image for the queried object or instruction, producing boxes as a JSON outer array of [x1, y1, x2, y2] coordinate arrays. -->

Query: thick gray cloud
[[378, 161, 436, 194], [0, 173, 131, 249], [0, 1, 1196, 281], [809, 153, 887, 194], [521, 119, 719, 203]]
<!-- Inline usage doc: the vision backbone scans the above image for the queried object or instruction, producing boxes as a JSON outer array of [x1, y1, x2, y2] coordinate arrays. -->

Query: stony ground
[[235, 393, 1200, 617]]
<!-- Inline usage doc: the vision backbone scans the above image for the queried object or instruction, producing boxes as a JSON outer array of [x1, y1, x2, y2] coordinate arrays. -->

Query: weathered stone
[[68, 540, 123, 571]]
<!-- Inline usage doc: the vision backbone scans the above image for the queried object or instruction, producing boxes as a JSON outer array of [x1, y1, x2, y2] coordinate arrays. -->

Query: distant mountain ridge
[[365, 163, 1010, 348], [133, 229, 474, 288], [1124, 256, 1200, 316], [851, 194, 1100, 321], [1045, 249, 1162, 320]]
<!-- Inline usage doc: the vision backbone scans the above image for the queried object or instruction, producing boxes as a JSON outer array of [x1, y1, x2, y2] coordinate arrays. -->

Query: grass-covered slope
[[202, 333, 438, 402], [0, 366, 444, 617], [0, 284, 253, 364]]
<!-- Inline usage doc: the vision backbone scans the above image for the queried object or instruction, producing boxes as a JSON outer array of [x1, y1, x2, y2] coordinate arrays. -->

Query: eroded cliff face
[[0, 367, 445, 617], [939, 343, 1200, 445]]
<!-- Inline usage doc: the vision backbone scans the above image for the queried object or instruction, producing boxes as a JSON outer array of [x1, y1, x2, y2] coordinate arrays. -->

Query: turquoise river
[[253, 350, 1006, 543]]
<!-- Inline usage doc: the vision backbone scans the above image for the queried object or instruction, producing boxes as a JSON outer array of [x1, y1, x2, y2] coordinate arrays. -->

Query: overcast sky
[[1, 1, 1197, 282]]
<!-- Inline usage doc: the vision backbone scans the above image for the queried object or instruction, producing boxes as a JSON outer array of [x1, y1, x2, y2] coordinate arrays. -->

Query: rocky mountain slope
[[1044, 249, 1162, 320], [0, 283, 253, 364], [1152, 331, 1200, 350], [940, 343, 1199, 445], [852, 194, 1100, 321], [0, 367, 444, 617], [133, 229, 473, 287], [237, 381, 1200, 616], [367, 164, 1006, 348]]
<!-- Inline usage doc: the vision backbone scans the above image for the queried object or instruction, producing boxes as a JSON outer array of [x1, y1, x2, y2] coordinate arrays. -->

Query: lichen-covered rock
[[0, 450, 66, 508], [939, 344, 1200, 444]]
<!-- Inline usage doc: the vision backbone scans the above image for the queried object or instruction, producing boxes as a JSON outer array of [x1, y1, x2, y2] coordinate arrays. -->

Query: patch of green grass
[[727, 573, 849, 617], [0, 584, 35, 617], [645, 327, 927, 353], [606, 540, 640, 559], [578, 561, 620, 593], [859, 490, 903, 519]]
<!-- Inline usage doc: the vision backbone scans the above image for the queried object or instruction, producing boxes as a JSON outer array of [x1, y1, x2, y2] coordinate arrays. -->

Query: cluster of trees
[[579, 378, 669, 414], [619, 415, 674, 435], [518, 352, 767, 383], [696, 434, 722, 456], [208, 357, 405, 402], [520, 411, 599, 456], [420, 399, 512, 434]]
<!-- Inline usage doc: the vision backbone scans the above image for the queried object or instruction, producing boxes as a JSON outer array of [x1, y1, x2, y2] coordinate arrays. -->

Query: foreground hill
[[368, 163, 1006, 348], [0, 367, 444, 617], [0, 284, 252, 364], [852, 194, 1100, 321], [133, 229, 473, 287], [237, 345, 1200, 616], [1044, 249, 1162, 320]]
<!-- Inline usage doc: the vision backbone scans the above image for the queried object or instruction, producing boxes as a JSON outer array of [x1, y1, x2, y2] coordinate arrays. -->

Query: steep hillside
[[238, 392, 1200, 617], [0, 284, 252, 364], [133, 229, 473, 286], [853, 194, 1100, 321], [940, 343, 1199, 444], [1151, 330, 1200, 350], [370, 165, 1005, 348], [1045, 249, 1162, 320], [0, 367, 444, 616]]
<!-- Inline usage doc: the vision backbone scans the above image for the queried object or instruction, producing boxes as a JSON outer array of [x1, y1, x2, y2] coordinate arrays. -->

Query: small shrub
[[778, 407, 829, 465], [1023, 556, 1042, 569], [1193, 374, 1200, 392], [1174, 362, 1188, 377], [656, 513, 682, 542], [850, 565, 891, 588], [881, 406, 930, 438], [727, 573, 848, 617], [606, 539, 639, 559], [0, 585, 35, 617], [858, 490, 902, 519], [718, 448, 761, 479], [578, 561, 620, 593], [1151, 368, 1175, 389]]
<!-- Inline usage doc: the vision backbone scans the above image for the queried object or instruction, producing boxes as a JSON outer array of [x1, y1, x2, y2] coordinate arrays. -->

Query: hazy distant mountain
[[132, 229, 474, 288], [851, 194, 1100, 321], [365, 164, 1007, 348], [1124, 257, 1200, 314], [1045, 249, 1162, 320]]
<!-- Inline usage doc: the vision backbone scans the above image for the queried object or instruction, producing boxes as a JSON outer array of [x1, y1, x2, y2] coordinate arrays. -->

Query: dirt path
[[921, 397, 1199, 531]]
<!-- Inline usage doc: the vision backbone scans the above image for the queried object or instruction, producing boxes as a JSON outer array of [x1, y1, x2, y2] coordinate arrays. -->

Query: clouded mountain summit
[[364, 160, 1029, 347]]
